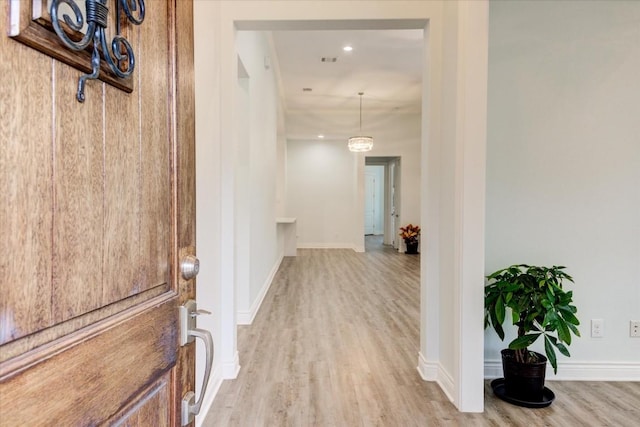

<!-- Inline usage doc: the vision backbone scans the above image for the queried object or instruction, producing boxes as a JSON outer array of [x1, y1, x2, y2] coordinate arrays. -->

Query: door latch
[[179, 300, 214, 426]]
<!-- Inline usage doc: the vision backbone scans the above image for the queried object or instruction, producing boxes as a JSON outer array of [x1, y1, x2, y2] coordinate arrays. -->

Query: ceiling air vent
[[321, 57, 337, 63]]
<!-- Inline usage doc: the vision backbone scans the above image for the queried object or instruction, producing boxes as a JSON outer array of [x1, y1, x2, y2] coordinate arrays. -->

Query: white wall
[[275, 104, 288, 218], [433, 0, 459, 386], [420, 0, 487, 409], [194, 3, 285, 420], [286, 112, 421, 250], [287, 138, 357, 248], [194, 0, 223, 418], [235, 70, 251, 322], [485, 0, 640, 379], [235, 31, 281, 323]]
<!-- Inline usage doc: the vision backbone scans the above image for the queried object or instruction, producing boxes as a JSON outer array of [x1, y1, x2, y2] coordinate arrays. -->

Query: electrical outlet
[[591, 319, 604, 338], [631, 321, 640, 338]]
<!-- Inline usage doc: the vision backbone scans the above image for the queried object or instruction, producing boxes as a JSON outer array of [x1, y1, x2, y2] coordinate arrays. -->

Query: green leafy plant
[[484, 264, 580, 373]]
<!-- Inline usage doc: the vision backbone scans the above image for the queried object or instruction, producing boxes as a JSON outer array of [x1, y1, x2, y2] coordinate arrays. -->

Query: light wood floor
[[203, 237, 640, 426]]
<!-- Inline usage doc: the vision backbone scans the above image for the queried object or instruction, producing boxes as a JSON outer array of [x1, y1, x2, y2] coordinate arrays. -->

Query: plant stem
[[516, 326, 526, 363]]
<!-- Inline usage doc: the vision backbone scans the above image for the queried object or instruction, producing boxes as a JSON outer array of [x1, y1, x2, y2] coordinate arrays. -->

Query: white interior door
[[365, 165, 385, 236], [364, 171, 376, 235]]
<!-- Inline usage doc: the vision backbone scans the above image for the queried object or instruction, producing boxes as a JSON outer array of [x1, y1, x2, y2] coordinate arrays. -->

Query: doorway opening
[[195, 1, 489, 414], [365, 156, 401, 252]]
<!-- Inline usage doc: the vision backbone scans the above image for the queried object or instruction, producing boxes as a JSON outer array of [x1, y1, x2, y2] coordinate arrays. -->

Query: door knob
[[180, 255, 200, 280]]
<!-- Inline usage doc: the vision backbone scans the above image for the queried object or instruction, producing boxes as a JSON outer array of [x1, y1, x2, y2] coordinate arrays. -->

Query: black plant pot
[[501, 349, 547, 402], [405, 240, 419, 254]]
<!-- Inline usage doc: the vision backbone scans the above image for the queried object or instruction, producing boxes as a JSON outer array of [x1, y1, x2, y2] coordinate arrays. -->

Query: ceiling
[[270, 29, 424, 141]]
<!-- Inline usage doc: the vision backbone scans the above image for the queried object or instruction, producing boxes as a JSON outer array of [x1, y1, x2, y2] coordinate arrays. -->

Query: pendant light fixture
[[348, 92, 373, 152]]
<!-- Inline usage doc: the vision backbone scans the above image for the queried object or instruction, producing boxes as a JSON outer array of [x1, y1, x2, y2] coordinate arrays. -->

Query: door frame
[[364, 157, 401, 249], [389, 158, 401, 250], [194, 0, 488, 415]]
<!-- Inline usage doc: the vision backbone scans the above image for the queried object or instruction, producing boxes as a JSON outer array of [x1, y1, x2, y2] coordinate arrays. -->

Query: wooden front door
[[0, 0, 196, 425]]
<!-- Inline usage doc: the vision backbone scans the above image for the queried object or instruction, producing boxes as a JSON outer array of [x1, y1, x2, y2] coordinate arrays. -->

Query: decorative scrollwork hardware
[[49, 0, 145, 102]]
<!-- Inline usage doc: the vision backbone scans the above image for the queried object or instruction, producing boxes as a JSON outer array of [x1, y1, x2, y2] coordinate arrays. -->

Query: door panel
[[0, 0, 196, 424], [0, 297, 177, 425], [0, 37, 54, 344], [103, 81, 142, 305], [52, 63, 105, 322], [110, 375, 171, 427], [140, 0, 171, 289]]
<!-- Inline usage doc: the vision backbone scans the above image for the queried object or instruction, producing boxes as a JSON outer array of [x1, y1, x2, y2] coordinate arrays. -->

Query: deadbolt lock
[[180, 255, 200, 280]]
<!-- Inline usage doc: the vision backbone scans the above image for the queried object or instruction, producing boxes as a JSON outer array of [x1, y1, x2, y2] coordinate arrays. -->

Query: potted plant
[[484, 264, 580, 406], [399, 224, 420, 254]]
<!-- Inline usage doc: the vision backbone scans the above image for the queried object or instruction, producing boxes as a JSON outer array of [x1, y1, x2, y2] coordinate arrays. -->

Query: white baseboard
[[417, 351, 438, 381], [417, 352, 455, 404], [222, 350, 240, 379], [485, 359, 640, 381], [195, 352, 241, 427], [195, 364, 224, 427], [297, 243, 356, 249], [484, 359, 503, 379], [237, 255, 283, 325]]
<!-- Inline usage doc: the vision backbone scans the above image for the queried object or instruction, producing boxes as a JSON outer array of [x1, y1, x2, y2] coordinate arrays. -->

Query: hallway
[[203, 239, 640, 426], [204, 237, 434, 425]]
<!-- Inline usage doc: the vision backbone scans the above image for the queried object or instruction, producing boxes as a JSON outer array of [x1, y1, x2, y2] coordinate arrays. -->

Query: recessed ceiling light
[[318, 134, 325, 139], [343, 45, 353, 52]]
